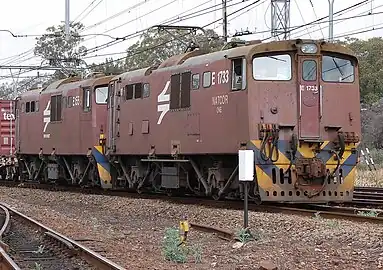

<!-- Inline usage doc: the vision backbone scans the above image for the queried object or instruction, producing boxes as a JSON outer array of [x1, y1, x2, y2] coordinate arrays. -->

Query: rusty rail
[[258, 204, 383, 224], [0, 202, 126, 270], [190, 222, 234, 240]]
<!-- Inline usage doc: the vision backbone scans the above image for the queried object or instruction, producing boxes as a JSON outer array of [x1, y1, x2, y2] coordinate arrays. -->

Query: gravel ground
[[0, 186, 382, 270]]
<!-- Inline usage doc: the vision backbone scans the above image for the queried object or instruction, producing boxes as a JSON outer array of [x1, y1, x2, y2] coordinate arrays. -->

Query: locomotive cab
[[248, 39, 360, 203]]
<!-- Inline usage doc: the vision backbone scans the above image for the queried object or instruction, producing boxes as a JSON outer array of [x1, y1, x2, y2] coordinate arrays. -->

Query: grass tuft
[[162, 227, 203, 264]]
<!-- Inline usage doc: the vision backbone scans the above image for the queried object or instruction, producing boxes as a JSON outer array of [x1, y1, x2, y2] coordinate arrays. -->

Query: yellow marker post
[[99, 132, 106, 154], [179, 217, 189, 246]]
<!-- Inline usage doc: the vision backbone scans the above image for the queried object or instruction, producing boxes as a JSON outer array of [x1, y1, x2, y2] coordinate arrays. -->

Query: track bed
[[2, 214, 94, 269], [0, 186, 382, 270]]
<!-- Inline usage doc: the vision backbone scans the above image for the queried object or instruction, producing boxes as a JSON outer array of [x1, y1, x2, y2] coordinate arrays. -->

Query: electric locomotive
[[105, 39, 361, 203], [13, 39, 361, 204]]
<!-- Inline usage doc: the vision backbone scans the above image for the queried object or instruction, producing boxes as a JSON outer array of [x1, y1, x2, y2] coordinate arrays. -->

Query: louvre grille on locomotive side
[[106, 39, 361, 203]]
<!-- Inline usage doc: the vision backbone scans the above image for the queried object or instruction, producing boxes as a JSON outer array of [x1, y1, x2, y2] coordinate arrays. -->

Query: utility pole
[[271, 0, 291, 40], [328, 0, 335, 42], [65, 0, 70, 40], [222, 0, 228, 42]]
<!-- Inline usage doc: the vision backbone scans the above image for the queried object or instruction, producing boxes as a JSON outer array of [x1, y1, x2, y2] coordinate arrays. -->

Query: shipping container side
[[0, 101, 16, 156]]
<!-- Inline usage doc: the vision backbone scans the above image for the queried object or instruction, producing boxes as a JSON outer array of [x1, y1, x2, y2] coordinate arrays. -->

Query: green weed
[[161, 227, 204, 264], [235, 228, 257, 243], [162, 227, 188, 263], [357, 210, 379, 217], [326, 219, 340, 229]]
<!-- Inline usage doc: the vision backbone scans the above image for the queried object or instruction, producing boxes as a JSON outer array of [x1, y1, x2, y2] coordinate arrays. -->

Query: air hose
[[260, 128, 280, 162], [337, 133, 345, 160], [284, 134, 298, 174]]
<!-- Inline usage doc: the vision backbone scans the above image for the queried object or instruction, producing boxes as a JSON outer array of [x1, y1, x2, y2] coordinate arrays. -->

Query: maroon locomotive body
[[16, 75, 112, 187], [106, 39, 361, 203], [13, 39, 361, 204]]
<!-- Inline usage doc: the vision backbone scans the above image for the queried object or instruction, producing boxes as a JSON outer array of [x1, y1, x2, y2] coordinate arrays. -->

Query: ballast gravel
[[0, 186, 382, 270]]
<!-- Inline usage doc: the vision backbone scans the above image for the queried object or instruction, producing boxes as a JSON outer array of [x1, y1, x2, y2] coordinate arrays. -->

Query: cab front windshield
[[252, 54, 292, 81], [95, 86, 108, 104], [252, 53, 355, 83]]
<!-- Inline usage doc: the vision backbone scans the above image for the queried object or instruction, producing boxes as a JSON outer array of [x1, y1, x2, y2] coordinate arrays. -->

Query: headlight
[[301, 44, 318, 54]]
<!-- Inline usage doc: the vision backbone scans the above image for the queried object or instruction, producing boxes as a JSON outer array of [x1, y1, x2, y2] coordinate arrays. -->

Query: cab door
[[107, 80, 120, 152], [298, 56, 321, 139]]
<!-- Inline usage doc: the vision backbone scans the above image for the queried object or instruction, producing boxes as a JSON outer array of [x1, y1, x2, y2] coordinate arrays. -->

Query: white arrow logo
[[43, 101, 51, 138], [157, 81, 170, 125]]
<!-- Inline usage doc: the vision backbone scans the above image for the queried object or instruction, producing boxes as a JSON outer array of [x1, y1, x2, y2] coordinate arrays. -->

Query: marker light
[[301, 44, 318, 54]]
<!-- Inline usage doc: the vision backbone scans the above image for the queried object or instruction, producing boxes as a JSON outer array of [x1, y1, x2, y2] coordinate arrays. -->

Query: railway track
[[0, 181, 382, 227], [0, 202, 125, 270], [352, 186, 383, 206]]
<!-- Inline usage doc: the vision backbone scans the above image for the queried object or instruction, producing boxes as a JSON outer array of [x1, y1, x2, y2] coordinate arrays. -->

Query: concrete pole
[[65, 0, 70, 40], [328, 0, 335, 42], [222, 0, 228, 42]]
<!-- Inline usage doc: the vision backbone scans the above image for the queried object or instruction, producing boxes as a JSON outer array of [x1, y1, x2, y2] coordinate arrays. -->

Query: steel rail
[[189, 222, 234, 240], [354, 187, 383, 193], [257, 204, 383, 224], [0, 181, 382, 224], [0, 205, 21, 270], [0, 202, 126, 270]]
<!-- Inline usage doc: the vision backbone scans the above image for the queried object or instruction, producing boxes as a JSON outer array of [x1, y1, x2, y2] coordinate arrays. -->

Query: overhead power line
[[0, 65, 84, 71], [262, 0, 370, 41], [80, 0, 155, 33], [91, 0, 263, 69], [232, 8, 383, 38], [81, 0, 254, 57], [73, 0, 99, 23]]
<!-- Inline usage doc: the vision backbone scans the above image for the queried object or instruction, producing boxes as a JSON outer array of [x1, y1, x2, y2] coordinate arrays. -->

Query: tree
[[89, 57, 126, 75], [0, 76, 49, 100], [34, 22, 87, 79], [124, 28, 234, 71], [340, 37, 383, 104]]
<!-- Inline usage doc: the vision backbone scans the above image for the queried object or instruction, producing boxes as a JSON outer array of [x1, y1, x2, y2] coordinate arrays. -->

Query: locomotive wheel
[[211, 188, 221, 200], [253, 194, 262, 205]]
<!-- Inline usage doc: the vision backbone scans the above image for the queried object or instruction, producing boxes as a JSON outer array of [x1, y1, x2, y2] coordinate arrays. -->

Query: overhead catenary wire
[[72, 0, 100, 23], [75, 0, 104, 24], [80, 0, 156, 33], [89, 0, 265, 69], [308, 0, 325, 39], [0, 0, 380, 82], [294, 0, 312, 39], [83, 2, 383, 61], [80, 0, 257, 57], [0, 0, 238, 80], [262, 0, 370, 41], [289, 0, 378, 39]]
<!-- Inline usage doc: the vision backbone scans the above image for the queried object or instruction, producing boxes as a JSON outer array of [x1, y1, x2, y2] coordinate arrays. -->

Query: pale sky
[[0, 0, 382, 82]]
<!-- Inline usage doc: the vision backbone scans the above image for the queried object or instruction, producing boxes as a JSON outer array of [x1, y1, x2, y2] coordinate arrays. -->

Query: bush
[[161, 227, 203, 264], [162, 227, 188, 263]]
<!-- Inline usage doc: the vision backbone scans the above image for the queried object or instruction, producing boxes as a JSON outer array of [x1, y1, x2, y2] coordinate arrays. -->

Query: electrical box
[[238, 150, 254, 181]]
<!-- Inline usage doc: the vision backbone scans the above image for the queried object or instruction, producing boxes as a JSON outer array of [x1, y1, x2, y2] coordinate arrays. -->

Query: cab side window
[[231, 58, 246, 91], [83, 87, 91, 112]]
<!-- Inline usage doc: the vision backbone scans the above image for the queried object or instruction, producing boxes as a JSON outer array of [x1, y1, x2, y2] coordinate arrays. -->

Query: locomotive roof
[[112, 39, 357, 82], [19, 74, 114, 98]]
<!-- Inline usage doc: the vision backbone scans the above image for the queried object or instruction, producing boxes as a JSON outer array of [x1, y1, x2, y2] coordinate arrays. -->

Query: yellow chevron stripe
[[325, 143, 355, 165], [94, 145, 103, 155], [339, 166, 355, 191], [97, 163, 111, 185], [320, 141, 330, 150], [255, 165, 283, 192], [297, 143, 316, 158]]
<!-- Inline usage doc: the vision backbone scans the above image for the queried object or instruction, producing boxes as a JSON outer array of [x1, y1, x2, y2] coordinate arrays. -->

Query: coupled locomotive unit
[[12, 38, 361, 204]]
